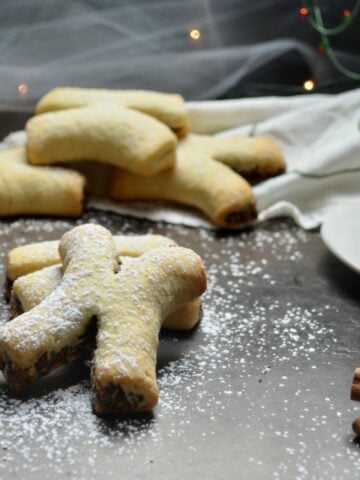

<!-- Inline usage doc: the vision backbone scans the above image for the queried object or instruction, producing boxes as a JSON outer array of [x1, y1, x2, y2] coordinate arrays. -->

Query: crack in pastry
[[7, 234, 178, 280], [9, 259, 202, 331], [110, 136, 258, 228], [182, 134, 286, 181], [26, 105, 177, 176], [35, 87, 189, 136], [0, 148, 85, 218], [0, 224, 207, 414]]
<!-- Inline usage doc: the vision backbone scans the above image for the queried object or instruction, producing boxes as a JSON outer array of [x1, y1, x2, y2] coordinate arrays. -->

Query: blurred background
[[0, 0, 359, 109]]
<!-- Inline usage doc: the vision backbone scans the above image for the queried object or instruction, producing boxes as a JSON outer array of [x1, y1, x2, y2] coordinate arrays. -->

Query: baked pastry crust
[[184, 134, 286, 181], [35, 87, 189, 136], [0, 148, 85, 218], [8, 236, 202, 331], [110, 135, 257, 228], [9, 264, 202, 331], [26, 105, 177, 176], [0, 225, 207, 414], [7, 234, 178, 280], [92, 244, 206, 413]]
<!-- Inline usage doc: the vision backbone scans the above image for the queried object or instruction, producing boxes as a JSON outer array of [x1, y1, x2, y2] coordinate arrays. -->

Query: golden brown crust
[[0, 148, 85, 218], [176, 134, 285, 180], [163, 298, 202, 330], [26, 105, 177, 176], [212, 135, 286, 181]]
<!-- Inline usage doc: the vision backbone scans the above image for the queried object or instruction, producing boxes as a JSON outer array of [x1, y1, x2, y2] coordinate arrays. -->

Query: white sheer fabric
[[1, 0, 359, 109]]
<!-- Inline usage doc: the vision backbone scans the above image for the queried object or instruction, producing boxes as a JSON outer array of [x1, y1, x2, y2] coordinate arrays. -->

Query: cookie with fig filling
[[9, 251, 201, 330], [183, 134, 285, 182], [110, 135, 258, 228], [0, 225, 207, 415]]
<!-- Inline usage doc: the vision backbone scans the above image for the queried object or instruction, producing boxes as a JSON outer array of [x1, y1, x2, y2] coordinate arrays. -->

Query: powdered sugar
[[0, 214, 359, 479]]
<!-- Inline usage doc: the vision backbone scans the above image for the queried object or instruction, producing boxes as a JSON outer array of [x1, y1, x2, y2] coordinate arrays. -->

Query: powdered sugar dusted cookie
[[26, 105, 177, 176], [92, 243, 206, 413], [7, 234, 178, 280], [9, 264, 202, 331], [36, 87, 189, 137], [0, 148, 85, 218], [0, 225, 207, 414]]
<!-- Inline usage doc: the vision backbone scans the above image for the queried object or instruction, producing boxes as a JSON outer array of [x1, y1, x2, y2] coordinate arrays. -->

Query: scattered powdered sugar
[[0, 213, 359, 479]]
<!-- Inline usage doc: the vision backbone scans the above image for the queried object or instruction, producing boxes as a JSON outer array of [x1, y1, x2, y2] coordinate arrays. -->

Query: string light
[[318, 38, 329, 54], [189, 29, 201, 40], [303, 0, 360, 35], [18, 83, 28, 95], [303, 79, 315, 92], [300, 0, 360, 80]]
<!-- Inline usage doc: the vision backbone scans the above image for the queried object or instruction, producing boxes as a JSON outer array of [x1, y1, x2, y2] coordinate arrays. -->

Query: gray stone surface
[[0, 112, 359, 479]]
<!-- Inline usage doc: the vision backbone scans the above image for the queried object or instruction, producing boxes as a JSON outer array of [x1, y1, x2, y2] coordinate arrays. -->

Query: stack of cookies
[[0, 87, 286, 228]]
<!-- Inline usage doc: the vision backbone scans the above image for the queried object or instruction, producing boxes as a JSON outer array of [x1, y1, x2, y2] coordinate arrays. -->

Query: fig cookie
[[0, 148, 85, 218], [0, 224, 207, 414], [7, 237, 202, 331], [36, 87, 189, 137], [183, 134, 285, 182], [110, 135, 258, 228], [26, 104, 177, 176], [7, 234, 178, 280], [9, 265, 202, 331]]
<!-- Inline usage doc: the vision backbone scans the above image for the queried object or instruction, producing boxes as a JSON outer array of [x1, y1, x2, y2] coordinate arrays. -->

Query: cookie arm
[[10, 265, 202, 331], [0, 158, 84, 219], [7, 234, 177, 280], [210, 135, 286, 181], [93, 247, 207, 413], [26, 105, 177, 176], [35, 87, 189, 134], [0, 225, 117, 391], [110, 152, 257, 228]]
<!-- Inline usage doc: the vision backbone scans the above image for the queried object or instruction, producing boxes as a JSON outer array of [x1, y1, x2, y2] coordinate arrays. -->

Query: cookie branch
[[183, 134, 286, 181], [7, 234, 178, 280], [27, 105, 177, 176], [110, 136, 258, 228], [36, 87, 189, 136], [0, 148, 85, 218], [9, 254, 202, 331]]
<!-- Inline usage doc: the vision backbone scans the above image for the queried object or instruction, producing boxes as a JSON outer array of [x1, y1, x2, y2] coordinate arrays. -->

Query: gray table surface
[[0, 112, 359, 480]]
